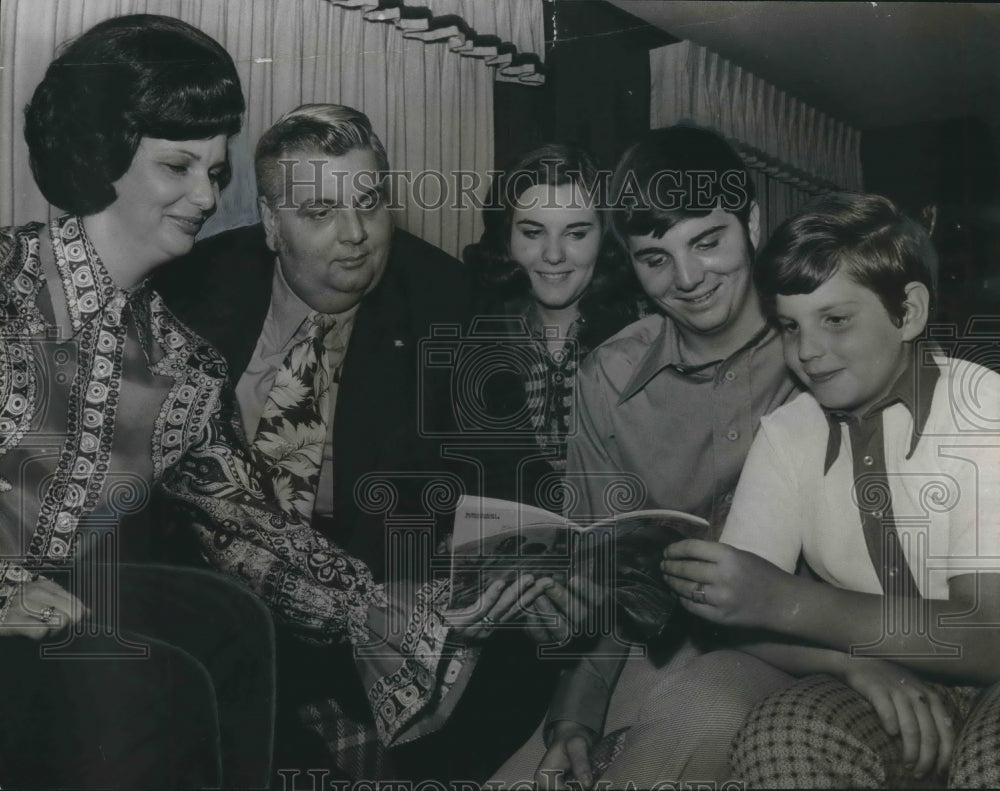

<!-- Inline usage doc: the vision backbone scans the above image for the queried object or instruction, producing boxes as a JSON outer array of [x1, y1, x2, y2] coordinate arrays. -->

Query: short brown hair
[[754, 192, 936, 324], [254, 104, 389, 205]]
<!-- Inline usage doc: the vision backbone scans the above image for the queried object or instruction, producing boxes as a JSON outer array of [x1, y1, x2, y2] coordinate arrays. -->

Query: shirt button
[[726, 429, 740, 441], [863, 455, 874, 466], [724, 370, 737, 382], [724, 492, 734, 504]]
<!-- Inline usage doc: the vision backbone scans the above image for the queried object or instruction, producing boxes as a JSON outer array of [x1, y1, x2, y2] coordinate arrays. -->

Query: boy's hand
[[536, 720, 596, 790], [842, 659, 953, 780], [660, 539, 792, 629], [521, 576, 608, 645], [520, 591, 569, 645]]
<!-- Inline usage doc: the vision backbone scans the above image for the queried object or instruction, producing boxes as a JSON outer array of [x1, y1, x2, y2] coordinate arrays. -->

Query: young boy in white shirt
[[663, 191, 1000, 787]]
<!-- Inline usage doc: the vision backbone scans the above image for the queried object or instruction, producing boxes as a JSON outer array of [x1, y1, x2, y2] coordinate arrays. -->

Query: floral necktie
[[253, 311, 338, 522]]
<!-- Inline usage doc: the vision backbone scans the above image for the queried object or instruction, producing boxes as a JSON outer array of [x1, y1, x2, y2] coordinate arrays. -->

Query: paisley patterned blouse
[[0, 215, 225, 593], [0, 216, 469, 746]]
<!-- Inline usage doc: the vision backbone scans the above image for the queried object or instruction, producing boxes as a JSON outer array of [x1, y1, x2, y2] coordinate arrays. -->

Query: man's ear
[[900, 281, 931, 341], [258, 196, 280, 253], [747, 201, 761, 252]]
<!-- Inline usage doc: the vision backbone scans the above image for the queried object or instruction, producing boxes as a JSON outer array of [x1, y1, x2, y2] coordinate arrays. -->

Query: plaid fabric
[[950, 682, 1000, 788], [298, 698, 390, 781], [522, 327, 585, 472], [560, 725, 630, 785], [591, 726, 630, 780], [731, 673, 987, 789]]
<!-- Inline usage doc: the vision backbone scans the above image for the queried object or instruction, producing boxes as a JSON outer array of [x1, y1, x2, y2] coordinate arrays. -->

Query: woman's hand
[[536, 720, 596, 790], [2, 579, 88, 640], [660, 539, 792, 630], [444, 575, 550, 644], [842, 659, 954, 780]]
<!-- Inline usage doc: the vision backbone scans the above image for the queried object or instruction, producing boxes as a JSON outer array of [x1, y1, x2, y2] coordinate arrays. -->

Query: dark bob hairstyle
[[754, 192, 937, 324], [464, 143, 639, 348], [24, 14, 245, 216]]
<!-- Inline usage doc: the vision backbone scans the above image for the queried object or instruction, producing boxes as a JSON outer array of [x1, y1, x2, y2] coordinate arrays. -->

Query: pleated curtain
[[650, 40, 864, 238], [0, 0, 544, 259]]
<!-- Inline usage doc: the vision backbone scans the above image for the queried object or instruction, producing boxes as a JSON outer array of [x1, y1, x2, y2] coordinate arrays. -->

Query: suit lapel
[[214, 256, 274, 382], [156, 225, 276, 386], [335, 270, 411, 476], [226, 298, 271, 384]]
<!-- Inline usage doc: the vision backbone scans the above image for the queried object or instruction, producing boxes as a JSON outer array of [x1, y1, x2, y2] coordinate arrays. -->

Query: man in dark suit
[[157, 106, 467, 580], [155, 104, 550, 781]]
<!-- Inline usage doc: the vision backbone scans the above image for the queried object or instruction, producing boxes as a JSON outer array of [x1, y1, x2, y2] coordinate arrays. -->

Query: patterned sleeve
[[159, 392, 477, 745], [160, 391, 386, 644], [0, 562, 41, 626], [0, 224, 53, 625]]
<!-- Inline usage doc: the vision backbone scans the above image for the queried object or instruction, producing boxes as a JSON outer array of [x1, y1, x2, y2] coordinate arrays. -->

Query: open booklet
[[449, 495, 711, 639]]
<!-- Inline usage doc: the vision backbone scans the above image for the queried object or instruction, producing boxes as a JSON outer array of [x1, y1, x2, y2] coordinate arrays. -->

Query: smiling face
[[628, 206, 763, 357], [509, 183, 601, 318], [258, 147, 392, 314], [103, 135, 229, 270], [775, 269, 928, 415]]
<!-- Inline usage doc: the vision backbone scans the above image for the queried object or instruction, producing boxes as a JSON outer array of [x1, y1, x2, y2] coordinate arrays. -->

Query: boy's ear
[[747, 202, 761, 252], [258, 196, 280, 253], [900, 281, 930, 341]]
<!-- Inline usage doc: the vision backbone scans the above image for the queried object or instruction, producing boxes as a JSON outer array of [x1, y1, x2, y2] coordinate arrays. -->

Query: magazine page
[[591, 511, 712, 639], [450, 495, 579, 608], [449, 498, 711, 627]]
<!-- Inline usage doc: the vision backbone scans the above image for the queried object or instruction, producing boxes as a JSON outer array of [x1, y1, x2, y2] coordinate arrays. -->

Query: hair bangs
[[502, 147, 607, 217], [617, 204, 713, 243], [754, 233, 841, 318], [610, 126, 755, 248], [131, 64, 244, 141]]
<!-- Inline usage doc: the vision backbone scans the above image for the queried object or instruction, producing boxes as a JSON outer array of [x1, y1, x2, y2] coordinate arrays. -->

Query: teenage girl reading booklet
[[450, 495, 710, 638]]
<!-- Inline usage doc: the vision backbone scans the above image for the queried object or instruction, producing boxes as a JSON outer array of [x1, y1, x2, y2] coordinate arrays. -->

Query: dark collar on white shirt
[[822, 346, 941, 473]]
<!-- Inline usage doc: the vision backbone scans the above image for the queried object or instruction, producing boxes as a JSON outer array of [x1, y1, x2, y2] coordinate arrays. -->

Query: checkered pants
[[298, 698, 389, 781], [732, 673, 1000, 788]]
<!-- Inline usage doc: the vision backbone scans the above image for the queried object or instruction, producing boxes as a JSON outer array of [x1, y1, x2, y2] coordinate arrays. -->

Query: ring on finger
[[39, 606, 56, 624], [481, 615, 495, 632], [692, 584, 708, 605]]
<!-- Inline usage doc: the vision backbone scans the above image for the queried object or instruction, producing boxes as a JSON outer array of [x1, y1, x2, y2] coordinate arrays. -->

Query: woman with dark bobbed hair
[[464, 143, 642, 473], [1, 14, 273, 788]]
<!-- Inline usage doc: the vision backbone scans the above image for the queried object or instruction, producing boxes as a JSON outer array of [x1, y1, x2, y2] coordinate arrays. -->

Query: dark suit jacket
[[154, 224, 474, 579]]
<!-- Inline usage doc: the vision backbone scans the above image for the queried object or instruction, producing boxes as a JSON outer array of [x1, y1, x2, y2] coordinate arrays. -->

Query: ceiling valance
[[330, 0, 546, 84]]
